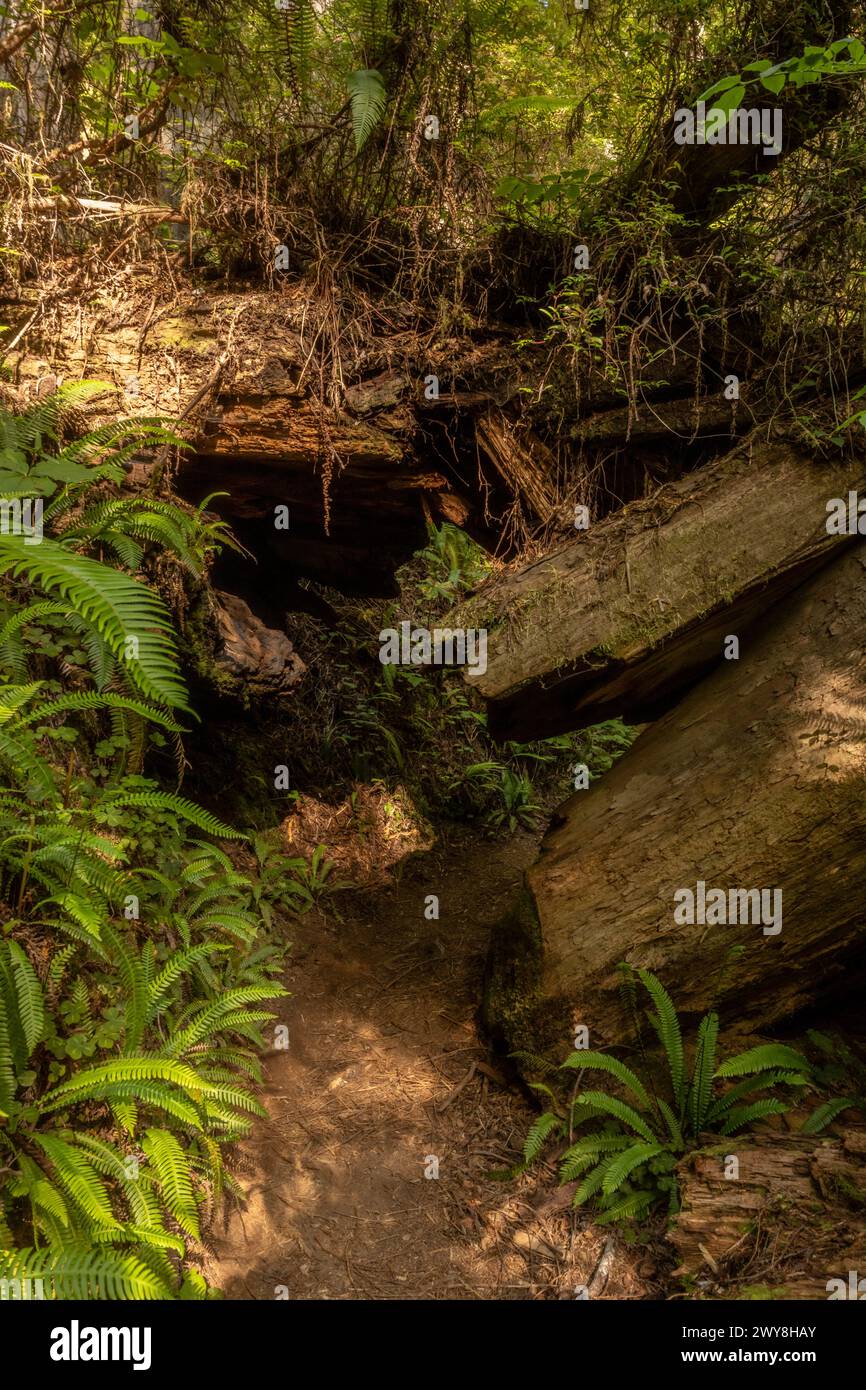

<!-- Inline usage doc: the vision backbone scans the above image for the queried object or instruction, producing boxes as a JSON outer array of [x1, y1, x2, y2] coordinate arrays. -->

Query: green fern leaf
[[560, 1049, 651, 1108], [601, 1142, 663, 1195], [0, 535, 189, 710], [801, 1097, 861, 1134], [31, 1134, 119, 1228], [6, 939, 45, 1053], [688, 1011, 719, 1133], [719, 1098, 790, 1135], [716, 1044, 811, 1079], [573, 1091, 656, 1142], [596, 1188, 657, 1224], [142, 1128, 201, 1239], [637, 968, 684, 1108], [705, 1070, 807, 1124], [559, 1134, 632, 1181], [0, 1245, 173, 1299], [523, 1111, 562, 1162], [99, 790, 243, 839], [347, 69, 387, 151]]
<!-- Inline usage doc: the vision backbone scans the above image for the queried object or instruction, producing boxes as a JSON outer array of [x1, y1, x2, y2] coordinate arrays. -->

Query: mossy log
[[458, 433, 866, 741], [482, 542, 866, 1061]]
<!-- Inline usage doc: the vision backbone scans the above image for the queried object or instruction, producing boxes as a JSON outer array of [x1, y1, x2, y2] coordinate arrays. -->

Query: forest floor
[[201, 821, 661, 1300]]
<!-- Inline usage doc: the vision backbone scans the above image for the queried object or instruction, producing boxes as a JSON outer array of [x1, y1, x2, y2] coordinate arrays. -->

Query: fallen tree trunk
[[10, 291, 530, 595], [572, 388, 753, 448], [481, 542, 866, 1061], [458, 431, 866, 741], [670, 1129, 866, 1296]]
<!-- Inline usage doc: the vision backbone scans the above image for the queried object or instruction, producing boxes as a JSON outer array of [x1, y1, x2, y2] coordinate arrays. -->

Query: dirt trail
[[203, 825, 650, 1300]]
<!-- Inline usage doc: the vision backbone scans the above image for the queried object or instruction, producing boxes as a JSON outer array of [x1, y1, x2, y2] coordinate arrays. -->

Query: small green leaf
[[760, 73, 786, 95]]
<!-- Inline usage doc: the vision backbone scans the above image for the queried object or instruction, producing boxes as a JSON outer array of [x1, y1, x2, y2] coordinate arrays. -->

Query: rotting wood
[[482, 542, 866, 1061], [475, 409, 558, 524], [456, 432, 866, 741], [670, 1129, 866, 1295]]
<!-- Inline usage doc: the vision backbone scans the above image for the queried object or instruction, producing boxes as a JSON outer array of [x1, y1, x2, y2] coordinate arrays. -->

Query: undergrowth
[[275, 521, 636, 831], [0, 391, 321, 1299], [518, 964, 863, 1232]]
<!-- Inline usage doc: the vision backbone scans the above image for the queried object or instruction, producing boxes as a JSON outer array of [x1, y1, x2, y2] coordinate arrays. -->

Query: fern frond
[[637, 968, 684, 1108], [5, 939, 45, 1053], [18, 691, 183, 733], [801, 1098, 862, 1134], [0, 1245, 173, 1299], [715, 1044, 811, 1079], [31, 1134, 119, 1228], [573, 1091, 656, 1143], [688, 1011, 719, 1133], [559, 1134, 632, 1180], [142, 1128, 201, 1239], [99, 790, 242, 839], [601, 1142, 663, 1195], [0, 536, 189, 711], [560, 1049, 651, 1108], [38, 1056, 204, 1111], [719, 1098, 790, 1135], [347, 69, 387, 151], [280, 0, 316, 103], [523, 1111, 562, 1162], [705, 1070, 807, 1124], [596, 1188, 657, 1224]]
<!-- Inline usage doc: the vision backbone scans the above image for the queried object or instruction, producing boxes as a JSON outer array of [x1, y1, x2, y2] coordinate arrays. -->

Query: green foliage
[[800, 1031, 866, 1134], [0, 536, 187, 711], [523, 968, 812, 1226], [0, 384, 185, 501], [347, 68, 387, 152], [278, 0, 317, 102], [0, 401, 300, 1298], [697, 38, 866, 106], [277, 523, 636, 829]]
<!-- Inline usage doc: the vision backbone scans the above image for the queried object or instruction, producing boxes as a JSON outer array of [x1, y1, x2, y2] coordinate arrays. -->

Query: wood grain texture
[[459, 433, 866, 739], [484, 542, 866, 1056]]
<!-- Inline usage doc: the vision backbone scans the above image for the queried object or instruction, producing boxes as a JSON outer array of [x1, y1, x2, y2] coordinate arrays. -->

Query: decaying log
[[458, 432, 866, 741], [482, 542, 866, 1060], [343, 369, 410, 415], [670, 1129, 866, 1296], [26, 196, 187, 223], [474, 410, 559, 523], [11, 292, 521, 594], [574, 389, 753, 447]]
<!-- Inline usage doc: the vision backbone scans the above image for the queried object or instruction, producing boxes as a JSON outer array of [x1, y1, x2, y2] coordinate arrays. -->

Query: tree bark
[[670, 1129, 866, 1294], [482, 542, 866, 1061], [473, 410, 559, 524], [459, 432, 866, 741]]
